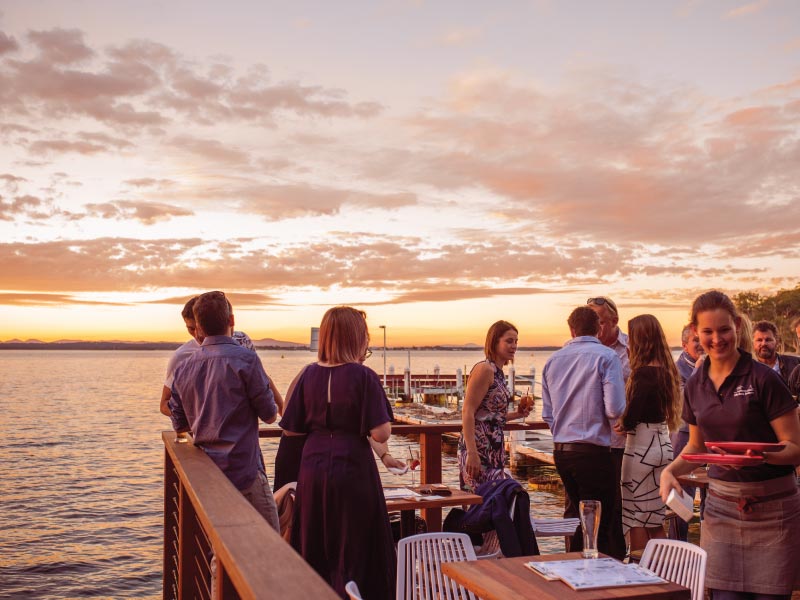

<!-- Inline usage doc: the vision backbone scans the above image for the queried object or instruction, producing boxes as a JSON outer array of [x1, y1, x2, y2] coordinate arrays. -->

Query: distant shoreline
[[0, 341, 565, 352]]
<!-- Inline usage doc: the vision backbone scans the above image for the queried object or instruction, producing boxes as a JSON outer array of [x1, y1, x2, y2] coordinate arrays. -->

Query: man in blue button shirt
[[170, 290, 280, 531], [542, 306, 626, 558]]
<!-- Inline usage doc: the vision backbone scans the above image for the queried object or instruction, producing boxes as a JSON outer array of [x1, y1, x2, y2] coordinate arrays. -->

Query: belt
[[708, 487, 797, 514], [553, 442, 610, 454]]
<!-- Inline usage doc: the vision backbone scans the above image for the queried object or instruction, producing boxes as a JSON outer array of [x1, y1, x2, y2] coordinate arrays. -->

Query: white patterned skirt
[[621, 422, 673, 535]]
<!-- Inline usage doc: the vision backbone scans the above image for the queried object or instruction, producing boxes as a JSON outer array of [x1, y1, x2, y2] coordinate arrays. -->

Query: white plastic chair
[[639, 539, 707, 600], [344, 580, 363, 600], [396, 532, 478, 600], [531, 517, 580, 551]]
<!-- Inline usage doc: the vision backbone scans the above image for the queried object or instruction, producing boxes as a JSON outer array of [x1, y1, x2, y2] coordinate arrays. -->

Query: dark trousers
[[609, 447, 626, 559], [668, 430, 694, 541], [554, 447, 623, 559]]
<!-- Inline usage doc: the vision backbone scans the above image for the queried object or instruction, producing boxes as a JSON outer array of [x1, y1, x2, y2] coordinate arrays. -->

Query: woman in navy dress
[[279, 307, 395, 599]]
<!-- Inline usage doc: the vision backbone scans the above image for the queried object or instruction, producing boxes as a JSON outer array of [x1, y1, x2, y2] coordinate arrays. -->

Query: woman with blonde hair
[[280, 306, 395, 599], [660, 291, 800, 599], [615, 314, 682, 553]]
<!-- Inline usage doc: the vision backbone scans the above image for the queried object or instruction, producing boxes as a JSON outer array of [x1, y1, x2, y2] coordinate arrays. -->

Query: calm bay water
[[0, 348, 564, 599]]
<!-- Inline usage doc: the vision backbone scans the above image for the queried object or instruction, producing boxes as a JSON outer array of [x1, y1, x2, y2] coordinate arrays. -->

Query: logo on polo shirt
[[732, 385, 755, 398]]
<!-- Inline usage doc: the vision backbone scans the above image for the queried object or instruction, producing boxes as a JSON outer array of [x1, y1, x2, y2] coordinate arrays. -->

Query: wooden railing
[[162, 431, 339, 600], [258, 421, 548, 531]]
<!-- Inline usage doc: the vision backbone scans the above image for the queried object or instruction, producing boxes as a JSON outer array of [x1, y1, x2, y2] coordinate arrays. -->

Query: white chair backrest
[[639, 539, 707, 600], [396, 532, 478, 600], [344, 580, 363, 600]]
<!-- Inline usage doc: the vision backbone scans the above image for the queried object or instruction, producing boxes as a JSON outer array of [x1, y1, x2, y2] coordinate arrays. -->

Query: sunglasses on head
[[587, 297, 618, 316]]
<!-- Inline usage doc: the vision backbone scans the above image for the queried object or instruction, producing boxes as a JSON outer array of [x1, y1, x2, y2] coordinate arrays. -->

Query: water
[[0, 349, 563, 599]]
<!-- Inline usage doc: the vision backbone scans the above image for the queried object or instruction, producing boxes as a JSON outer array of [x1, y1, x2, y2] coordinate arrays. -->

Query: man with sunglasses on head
[[586, 296, 628, 560]]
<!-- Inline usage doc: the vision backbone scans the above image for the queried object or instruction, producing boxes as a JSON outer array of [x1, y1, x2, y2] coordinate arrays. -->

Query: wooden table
[[441, 552, 691, 600], [384, 487, 482, 538]]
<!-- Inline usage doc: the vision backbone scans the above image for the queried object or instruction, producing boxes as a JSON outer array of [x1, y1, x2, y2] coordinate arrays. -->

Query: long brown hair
[[317, 306, 369, 364], [485, 320, 518, 364], [625, 314, 682, 431]]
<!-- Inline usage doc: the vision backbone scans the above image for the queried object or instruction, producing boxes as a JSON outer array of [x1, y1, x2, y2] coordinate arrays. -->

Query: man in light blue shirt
[[170, 290, 280, 532], [541, 306, 626, 558]]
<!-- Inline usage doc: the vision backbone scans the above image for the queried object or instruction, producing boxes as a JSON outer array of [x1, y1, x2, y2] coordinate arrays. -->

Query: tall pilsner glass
[[579, 500, 601, 559]]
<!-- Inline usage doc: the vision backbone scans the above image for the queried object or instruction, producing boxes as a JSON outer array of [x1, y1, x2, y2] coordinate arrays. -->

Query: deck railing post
[[419, 431, 443, 532], [163, 452, 180, 600]]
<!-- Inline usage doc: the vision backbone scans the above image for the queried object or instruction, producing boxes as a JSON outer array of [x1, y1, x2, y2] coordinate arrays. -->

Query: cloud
[[122, 178, 177, 188], [724, 0, 769, 19], [28, 131, 135, 155], [27, 28, 94, 64], [0, 292, 130, 306], [168, 135, 251, 165], [435, 27, 483, 47], [0, 31, 19, 55], [0, 27, 382, 136], [352, 67, 800, 248], [0, 194, 45, 221], [82, 200, 194, 224]]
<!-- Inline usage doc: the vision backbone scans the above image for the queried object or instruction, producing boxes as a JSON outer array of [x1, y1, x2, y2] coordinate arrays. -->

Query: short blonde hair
[[318, 306, 369, 364]]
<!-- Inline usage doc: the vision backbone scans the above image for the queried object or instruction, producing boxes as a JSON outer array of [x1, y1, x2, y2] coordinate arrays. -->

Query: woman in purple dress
[[458, 320, 532, 491], [279, 307, 395, 599]]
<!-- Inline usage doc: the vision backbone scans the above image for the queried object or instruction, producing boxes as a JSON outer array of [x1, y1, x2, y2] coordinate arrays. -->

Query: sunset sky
[[1, 1, 799, 346]]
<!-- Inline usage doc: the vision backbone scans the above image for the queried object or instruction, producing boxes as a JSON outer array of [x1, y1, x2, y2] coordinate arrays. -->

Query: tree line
[[733, 283, 800, 353]]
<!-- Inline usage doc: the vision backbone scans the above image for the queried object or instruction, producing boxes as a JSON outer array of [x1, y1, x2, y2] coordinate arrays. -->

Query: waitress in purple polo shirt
[[660, 290, 800, 600]]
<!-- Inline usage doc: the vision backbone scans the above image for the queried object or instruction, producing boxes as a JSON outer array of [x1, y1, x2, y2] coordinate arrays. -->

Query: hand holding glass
[[579, 500, 601, 559]]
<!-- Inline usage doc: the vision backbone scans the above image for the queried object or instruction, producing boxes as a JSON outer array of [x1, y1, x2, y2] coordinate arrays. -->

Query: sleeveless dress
[[279, 363, 395, 600], [457, 360, 511, 492]]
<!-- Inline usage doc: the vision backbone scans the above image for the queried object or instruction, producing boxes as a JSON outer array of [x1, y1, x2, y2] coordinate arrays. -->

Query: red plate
[[682, 453, 764, 466], [704, 441, 785, 453]]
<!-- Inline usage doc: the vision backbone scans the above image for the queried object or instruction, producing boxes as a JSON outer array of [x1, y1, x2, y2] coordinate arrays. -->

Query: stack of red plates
[[682, 441, 785, 466]]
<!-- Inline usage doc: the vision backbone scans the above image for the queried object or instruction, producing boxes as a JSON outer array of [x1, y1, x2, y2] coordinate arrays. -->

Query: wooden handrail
[[163, 431, 339, 600]]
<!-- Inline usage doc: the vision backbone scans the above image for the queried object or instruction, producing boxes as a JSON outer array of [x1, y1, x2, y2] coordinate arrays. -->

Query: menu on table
[[383, 488, 420, 499], [525, 558, 666, 590]]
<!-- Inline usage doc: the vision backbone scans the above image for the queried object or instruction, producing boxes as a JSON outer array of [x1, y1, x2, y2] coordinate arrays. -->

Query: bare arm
[[369, 438, 407, 470], [660, 424, 706, 501], [461, 362, 493, 480], [370, 421, 391, 444], [268, 377, 284, 415], [160, 385, 172, 416], [280, 366, 308, 436], [763, 409, 800, 465]]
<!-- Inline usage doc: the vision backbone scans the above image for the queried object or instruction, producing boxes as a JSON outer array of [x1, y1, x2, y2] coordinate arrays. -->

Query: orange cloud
[[82, 200, 193, 224]]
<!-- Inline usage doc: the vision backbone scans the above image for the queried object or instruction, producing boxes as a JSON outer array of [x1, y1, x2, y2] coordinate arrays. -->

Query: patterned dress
[[458, 360, 511, 491]]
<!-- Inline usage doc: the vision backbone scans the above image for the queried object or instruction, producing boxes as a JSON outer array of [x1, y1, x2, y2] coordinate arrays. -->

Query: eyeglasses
[[362, 349, 373, 360], [587, 297, 618, 316]]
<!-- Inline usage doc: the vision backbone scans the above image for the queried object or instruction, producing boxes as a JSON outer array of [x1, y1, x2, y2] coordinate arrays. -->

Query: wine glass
[[407, 447, 420, 486]]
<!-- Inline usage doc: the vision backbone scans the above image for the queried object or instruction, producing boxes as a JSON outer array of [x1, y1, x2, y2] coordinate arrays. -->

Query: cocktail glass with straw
[[407, 447, 420, 486]]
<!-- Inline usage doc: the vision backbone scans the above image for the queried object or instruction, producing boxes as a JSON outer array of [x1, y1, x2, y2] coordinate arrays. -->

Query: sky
[[1, 0, 799, 346]]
